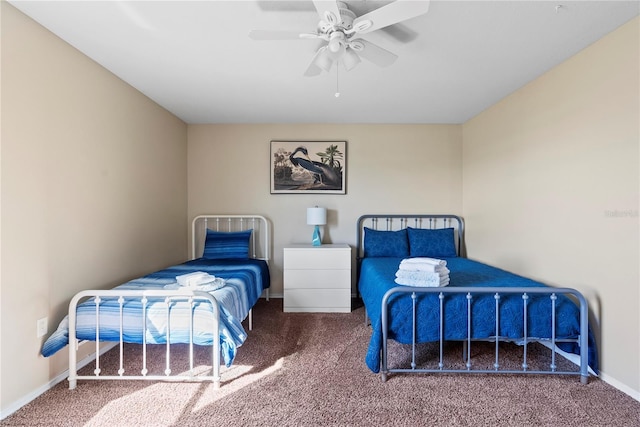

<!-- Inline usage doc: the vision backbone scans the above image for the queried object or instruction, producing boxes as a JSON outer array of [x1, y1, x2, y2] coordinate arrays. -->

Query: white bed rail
[[380, 286, 591, 384], [68, 289, 221, 389]]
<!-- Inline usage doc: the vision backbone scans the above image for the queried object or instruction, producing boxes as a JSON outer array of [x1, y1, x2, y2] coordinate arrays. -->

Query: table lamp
[[307, 207, 326, 246]]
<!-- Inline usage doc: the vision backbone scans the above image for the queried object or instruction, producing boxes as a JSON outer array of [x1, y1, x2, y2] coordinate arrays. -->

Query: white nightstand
[[283, 244, 351, 313]]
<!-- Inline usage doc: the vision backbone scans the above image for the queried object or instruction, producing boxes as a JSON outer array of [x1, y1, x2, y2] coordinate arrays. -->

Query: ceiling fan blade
[[349, 39, 397, 67], [249, 30, 320, 40], [312, 0, 342, 25], [351, 0, 430, 35]]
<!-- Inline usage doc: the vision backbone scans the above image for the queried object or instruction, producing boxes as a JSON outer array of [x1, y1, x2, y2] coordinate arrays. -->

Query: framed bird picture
[[270, 140, 346, 194]]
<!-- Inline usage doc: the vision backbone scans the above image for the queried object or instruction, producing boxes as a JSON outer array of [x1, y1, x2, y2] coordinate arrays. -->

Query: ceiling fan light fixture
[[342, 48, 361, 71], [328, 39, 341, 53], [328, 31, 345, 53], [314, 47, 334, 72]]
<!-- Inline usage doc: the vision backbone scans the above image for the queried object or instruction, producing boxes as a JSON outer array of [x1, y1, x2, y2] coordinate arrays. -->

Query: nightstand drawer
[[284, 289, 351, 313], [283, 248, 350, 270], [284, 269, 350, 289]]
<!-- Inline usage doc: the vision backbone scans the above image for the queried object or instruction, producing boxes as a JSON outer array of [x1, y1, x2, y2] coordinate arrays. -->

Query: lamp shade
[[307, 207, 327, 226]]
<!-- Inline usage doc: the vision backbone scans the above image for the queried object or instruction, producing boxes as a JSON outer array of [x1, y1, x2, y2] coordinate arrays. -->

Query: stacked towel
[[399, 257, 446, 270], [165, 271, 226, 292], [176, 271, 215, 287], [395, 258, 450, 287]]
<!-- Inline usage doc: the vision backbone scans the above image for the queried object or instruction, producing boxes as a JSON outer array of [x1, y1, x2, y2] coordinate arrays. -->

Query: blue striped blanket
[[41, 258, 270, 367], [359, 257, 598, 374]]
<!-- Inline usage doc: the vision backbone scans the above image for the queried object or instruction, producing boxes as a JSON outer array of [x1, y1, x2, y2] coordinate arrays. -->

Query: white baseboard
[[599, 372, 640, 402], [265, 292, 283, 299], [537, 343, 639, 402], [262, 293, 359, 299], [0, 343, 117, 421]]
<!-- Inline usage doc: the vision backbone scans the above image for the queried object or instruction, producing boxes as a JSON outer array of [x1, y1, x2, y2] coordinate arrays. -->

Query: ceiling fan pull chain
[[335, 66, 340, 98]]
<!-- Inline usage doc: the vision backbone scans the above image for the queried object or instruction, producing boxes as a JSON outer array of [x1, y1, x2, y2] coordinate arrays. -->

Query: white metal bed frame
[[192, 214, 272, 319], [68, 214, 270, 389], [356, 214, 592, 384]]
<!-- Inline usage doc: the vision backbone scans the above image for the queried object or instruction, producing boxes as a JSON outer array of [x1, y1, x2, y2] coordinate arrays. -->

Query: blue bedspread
[[42, 258, 270, 367], [359, 257, 598, 374]]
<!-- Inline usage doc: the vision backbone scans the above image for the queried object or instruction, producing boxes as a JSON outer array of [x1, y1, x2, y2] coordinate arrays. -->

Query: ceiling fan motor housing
[[318, 2, 356, 34]]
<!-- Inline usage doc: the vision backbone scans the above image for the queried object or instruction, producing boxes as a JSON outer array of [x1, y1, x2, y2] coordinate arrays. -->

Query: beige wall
[[1, 2, 188, 414], [2, 1, 638, 417], [188, 124, 463, 296], [463, 17, 639, 396]]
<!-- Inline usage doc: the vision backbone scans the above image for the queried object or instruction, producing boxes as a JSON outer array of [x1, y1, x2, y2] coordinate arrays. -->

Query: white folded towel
[[169, 272, 226, 292], [398, 263, 442, 273], [176, 271, 215, 288], [399, 258, 447, 272], [394, 276, 450, 287], [395, 269, 450, 282], [400, 257, 447, 267], [399, 264, 448, 273], [164, 278, 226, 292]]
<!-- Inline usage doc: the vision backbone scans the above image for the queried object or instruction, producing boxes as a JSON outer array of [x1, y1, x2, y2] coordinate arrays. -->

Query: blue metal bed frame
[[356, 214, 591, 384]]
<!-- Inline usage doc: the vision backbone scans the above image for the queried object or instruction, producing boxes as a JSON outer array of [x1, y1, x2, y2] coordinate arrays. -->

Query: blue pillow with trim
[[407, 227, 457, 258], [364, 228, 409, 258], [203, 229, 252, 260]]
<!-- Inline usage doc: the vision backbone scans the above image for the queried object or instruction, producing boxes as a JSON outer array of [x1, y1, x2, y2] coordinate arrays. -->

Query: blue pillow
[[203, 229, 252, 260], [407, 227, 457, 258], [363, 228, 409, 258]]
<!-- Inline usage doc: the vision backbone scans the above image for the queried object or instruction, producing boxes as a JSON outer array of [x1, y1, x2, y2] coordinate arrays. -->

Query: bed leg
[[580, 375, 589, 385], [68, 332, 78, 390], [381, 372, 387, 382]]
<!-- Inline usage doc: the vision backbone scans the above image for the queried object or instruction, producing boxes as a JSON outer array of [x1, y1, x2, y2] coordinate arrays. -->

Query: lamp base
[[311, 225, 322, 246]]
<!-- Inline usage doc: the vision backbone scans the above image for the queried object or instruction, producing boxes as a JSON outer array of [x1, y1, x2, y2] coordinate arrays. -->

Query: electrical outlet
[[37, 317, 48, 338]]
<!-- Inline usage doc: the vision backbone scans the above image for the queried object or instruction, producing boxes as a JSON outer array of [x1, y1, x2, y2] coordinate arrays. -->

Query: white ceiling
[[8, 1, 639, 124]]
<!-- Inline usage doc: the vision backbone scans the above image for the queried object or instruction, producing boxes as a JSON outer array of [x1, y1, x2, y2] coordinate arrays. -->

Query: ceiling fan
[[249, 0, 430, 76]]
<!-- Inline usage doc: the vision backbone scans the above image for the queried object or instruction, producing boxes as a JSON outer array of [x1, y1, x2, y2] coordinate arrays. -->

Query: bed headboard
[[191, 215, 271, 262], [356, 214, 466, 261]]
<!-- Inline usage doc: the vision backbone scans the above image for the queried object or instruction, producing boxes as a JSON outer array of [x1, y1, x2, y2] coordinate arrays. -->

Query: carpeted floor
[[2, 299, 639, 426]]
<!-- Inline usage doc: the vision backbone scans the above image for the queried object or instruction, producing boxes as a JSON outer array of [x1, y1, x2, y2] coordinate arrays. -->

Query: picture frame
[[271, 140, 346, 194]]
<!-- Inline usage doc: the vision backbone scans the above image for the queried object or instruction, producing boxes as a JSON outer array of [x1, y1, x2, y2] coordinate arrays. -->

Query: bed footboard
[[68, 289, 222, 389], [380, 286, 590, 384]]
